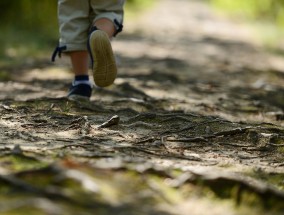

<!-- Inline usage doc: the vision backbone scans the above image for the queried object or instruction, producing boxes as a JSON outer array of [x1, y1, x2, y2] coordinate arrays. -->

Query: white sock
[[73, 80, 93, 87]]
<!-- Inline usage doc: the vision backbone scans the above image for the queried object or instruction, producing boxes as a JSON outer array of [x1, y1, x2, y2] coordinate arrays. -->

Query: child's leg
[[94, 18, 116, 38], [70, 51, 89, 76], [56, 0, 125, 99], [57, 0, 92, 101], [69, 18, 115, 77], [68, 50, 92, 101]]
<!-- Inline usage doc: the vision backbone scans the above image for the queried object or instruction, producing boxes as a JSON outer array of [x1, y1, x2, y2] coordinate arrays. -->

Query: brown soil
[[0, 0, 284, 214]]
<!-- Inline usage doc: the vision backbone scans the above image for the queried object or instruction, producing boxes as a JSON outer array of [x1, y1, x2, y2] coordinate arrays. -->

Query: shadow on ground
[[0, 0, 284, 214]]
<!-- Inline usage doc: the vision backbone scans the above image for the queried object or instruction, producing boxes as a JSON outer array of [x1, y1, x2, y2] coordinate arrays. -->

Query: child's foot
[[67, 84, 92, 102], [88, 30, 117, 87]]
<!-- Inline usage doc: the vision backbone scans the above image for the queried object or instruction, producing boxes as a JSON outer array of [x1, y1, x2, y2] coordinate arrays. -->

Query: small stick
[[97, 115, 120, 129]]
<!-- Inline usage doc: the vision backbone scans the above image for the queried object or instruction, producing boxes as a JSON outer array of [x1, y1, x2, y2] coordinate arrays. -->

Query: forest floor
[[0, 0, 284, 214]]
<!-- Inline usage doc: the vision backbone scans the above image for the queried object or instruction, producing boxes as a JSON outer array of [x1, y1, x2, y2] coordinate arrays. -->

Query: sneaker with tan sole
[[88, 30, 117, 87], [67, 84, 92, 102]]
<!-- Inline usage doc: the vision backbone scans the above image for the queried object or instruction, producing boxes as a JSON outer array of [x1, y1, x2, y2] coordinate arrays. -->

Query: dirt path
[[0, 0, 284, 214]]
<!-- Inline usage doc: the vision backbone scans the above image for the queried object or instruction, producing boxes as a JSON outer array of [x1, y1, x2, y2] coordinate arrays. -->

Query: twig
[[213, 127, 251, 137], [217, 142, 253, 147], [97, 115, 120, 129], [125, 114, 155, 124], [156, 112, 201, 118], [135, 137, 156, 144], [116, 146, 202, 161], [64, 117, 85, 131], [268, 143, 284, 147], [80, 116, 91, 136], [159, 119, 229, 136], [160, 116, 193, 123], [45, 103, 55, 114], [165, 137, 208, 143], [122, 121, 159, 129], [46, 143, 94, 151]]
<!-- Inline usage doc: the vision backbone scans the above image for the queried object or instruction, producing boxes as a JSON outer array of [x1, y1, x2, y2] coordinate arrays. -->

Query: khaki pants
[[58, 0, 125, 52]]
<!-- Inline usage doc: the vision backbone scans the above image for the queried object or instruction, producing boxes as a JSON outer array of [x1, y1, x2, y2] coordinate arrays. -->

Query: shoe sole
[[67, 94, 90, 102], [89, 30, 117, 87]]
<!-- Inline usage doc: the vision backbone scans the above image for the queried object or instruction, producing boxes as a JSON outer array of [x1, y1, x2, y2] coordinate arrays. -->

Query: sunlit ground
[[0, 1, 284, 214]]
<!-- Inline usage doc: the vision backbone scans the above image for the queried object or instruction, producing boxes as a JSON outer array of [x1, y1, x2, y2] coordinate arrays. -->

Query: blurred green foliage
[[0, 0, 58, 60], [211, 0, 284, 27], [210, 0, 284, 48], [0, 0, 58, 36], [125, 0, 153, 12]]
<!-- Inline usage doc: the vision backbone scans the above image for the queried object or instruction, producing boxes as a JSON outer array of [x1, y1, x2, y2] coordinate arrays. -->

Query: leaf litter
[[1, 0, 284, 214]]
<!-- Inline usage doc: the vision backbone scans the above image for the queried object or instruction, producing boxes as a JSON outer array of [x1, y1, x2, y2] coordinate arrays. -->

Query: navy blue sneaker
[[67, 84, 92, 101]]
